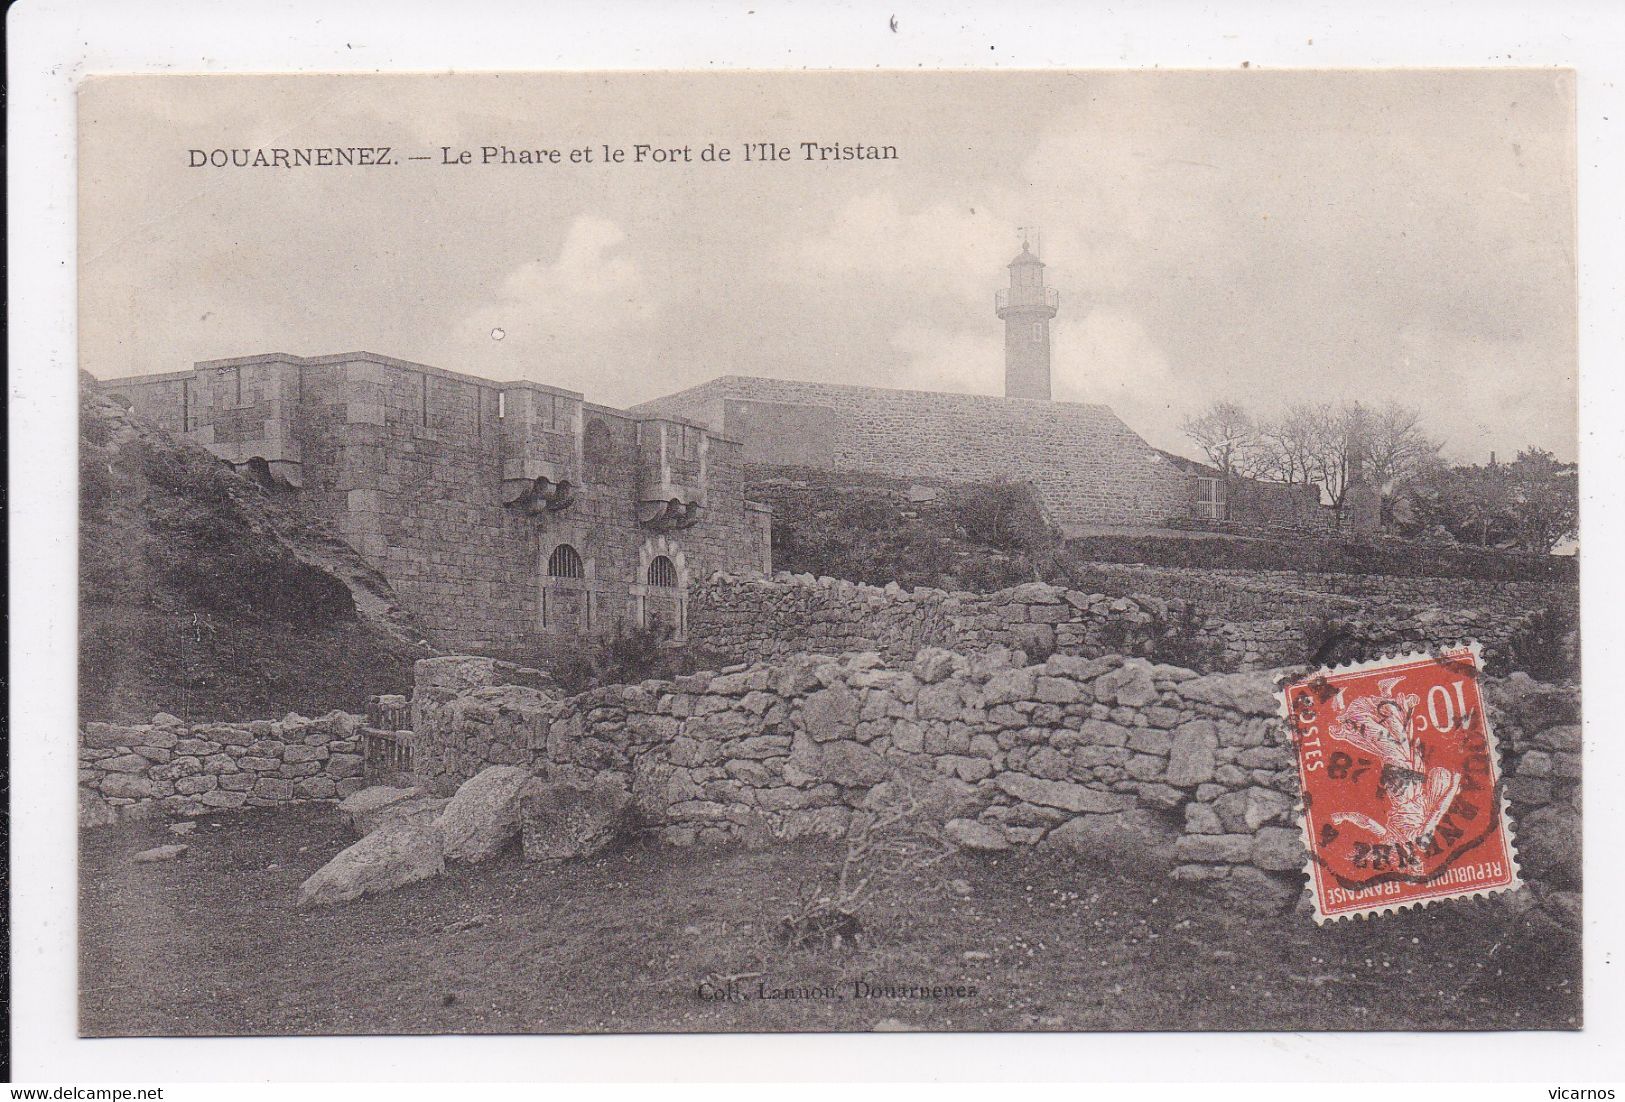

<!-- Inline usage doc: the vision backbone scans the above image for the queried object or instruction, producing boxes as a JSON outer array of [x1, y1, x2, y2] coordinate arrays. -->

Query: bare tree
[[1181, 401, 1258, 476], [1363, 400, 1442, 492], [1253, 402, 1324, 487]]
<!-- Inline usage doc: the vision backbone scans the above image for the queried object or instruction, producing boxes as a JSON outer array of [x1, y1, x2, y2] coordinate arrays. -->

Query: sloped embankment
[[79, 381, 433, 722]]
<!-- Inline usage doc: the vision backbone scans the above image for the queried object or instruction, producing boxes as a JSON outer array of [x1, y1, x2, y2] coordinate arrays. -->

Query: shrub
[[544, 624, 731, 695], [945, 481, 1053, 555], [777, 771, 955, 951], [1150, 604, 1229, 672], [1505, 605, 1581, 683]]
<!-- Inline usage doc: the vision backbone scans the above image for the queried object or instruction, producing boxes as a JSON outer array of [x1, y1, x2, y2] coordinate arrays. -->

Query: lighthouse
[[995, 238, 1059, 400]]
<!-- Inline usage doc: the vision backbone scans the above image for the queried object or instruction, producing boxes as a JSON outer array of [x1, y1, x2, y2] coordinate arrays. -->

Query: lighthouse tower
[[995, 238, 1059, 400]]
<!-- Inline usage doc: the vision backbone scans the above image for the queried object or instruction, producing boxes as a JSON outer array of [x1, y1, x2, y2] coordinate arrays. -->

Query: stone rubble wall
[[409, 650, 1581, 910], [688, 572, 1554, 674], [79, 710, 368, 822]]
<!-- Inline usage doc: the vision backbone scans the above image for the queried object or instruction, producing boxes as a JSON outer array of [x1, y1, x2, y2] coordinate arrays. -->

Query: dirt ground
[[79, 805, 1581, 1036]]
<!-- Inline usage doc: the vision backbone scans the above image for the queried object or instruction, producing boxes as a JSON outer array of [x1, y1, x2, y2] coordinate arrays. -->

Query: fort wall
[[99, 354, 772, 655], [634, 376, 1193, 534]]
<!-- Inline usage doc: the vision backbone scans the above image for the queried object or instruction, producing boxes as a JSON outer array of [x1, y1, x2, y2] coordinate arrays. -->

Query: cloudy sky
[[80, 69, 1575, 462]]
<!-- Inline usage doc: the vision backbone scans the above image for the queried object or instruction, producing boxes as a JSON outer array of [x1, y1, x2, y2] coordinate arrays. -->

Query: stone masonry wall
[[100, 353, 772, 656], [632, 376, 1192, 534], [411, 650, 1578, 913], [687, 572, 1560, 675], [79, 710, 367, 823]]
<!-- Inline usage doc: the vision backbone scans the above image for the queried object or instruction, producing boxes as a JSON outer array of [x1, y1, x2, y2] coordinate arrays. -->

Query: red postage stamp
[[1280, 643, 1521, 922]]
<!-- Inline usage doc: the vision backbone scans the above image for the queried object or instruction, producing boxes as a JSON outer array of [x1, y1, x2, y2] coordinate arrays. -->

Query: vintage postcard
[[76, 69, 1579, 1037]]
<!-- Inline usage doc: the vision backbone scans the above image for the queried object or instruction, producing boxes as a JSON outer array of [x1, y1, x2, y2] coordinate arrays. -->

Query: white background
[[9, 0, 1625, 1085]]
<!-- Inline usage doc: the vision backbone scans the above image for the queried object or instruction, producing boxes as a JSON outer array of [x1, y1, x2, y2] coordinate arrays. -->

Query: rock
[[169, 821, 197, 835], [1043, 810, 1177, 865], [522, 778, 633, 862], [133, 844, 188, 863], [944, 818, 1010, 852], [787, 731, 889, 788], [1213, 786, 1293, 832], [1184, 803, 1224, 834], [1166, 720, 1218, 786], [79, 788, 119, 829], [801, 684, 860, 742], [1518, 750, 1554, 778], [1096, 659, 1157, 707], [436, 766, 536, 863], [1517, 805, 1581, 885], [982, 667, 1038, 706], [339, 785, 431, 834], [296, 818, 447, 909], [99, 774, 155, 800], [995, 772, 1134, 813], [911, 648, 957, 685], [1211, 866, 1299, 914], [1180, 671, 1281, 716], [1250, 827, 1305, 872]]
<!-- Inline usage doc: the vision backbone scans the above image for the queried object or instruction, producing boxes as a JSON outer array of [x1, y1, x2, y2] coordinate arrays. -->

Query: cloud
[[457, 216, 656, 364], [778, 191, 1015, 307], [889, 324, 1003, 395]]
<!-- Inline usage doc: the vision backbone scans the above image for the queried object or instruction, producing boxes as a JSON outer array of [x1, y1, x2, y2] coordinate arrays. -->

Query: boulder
[[296, 818, 447, 909], [339, 785, 432, 835], [133, 844, 188, 863], [1042, 809, 1177, 866], [79, 788, 119, 829], [944, 818, 1010, 852], [522, 778, 633, 862], [436, 765, 537, 863]]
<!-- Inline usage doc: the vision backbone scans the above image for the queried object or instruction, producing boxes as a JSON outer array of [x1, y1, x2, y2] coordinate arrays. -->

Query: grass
[[80, 805, 1580, 1036]]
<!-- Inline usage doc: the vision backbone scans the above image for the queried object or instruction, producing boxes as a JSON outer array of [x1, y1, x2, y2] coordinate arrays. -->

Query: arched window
[[548, 543, 584, 579], [647, 554, 678, 588]]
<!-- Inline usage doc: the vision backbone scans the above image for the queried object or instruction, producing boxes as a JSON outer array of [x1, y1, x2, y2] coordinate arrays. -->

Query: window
[[647, 555, 678, 588], [1195, 477, 1223, 521], [547, 544, 584, 579], [1032, 322, 1043, 342]]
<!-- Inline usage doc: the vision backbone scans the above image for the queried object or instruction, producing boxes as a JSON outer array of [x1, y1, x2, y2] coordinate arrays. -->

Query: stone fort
[[97, 240, 1374, 653], [102, 351, 773, 654]]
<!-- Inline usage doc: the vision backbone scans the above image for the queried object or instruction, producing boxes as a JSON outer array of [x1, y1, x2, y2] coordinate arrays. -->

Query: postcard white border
[[9, 0, 1625, 1085]]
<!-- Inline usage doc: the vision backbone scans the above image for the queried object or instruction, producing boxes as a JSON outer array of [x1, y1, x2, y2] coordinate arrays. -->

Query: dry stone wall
[[80, 710, 368, 823], [688, 572, 1556, 675], [409, 649, 1581, 913]]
